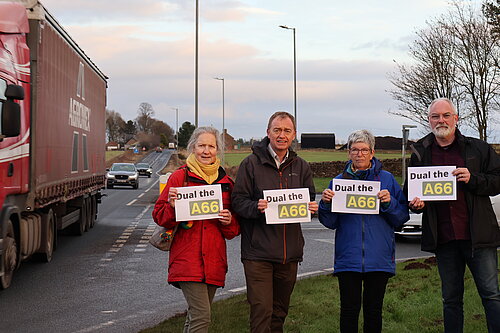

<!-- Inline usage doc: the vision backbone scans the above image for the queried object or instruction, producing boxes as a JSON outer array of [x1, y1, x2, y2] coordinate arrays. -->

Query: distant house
[[221, 129, 236, 151], [125, 138, 138, 150], [301, 133, 335, 149], [106, 141, 119, 151]]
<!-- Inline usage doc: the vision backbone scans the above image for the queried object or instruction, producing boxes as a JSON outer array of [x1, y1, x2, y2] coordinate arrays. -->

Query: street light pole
[[279, 25, 297, 136], [172, 107, 179, 147], [402, 124, 417, 185], [214, 77, 225, 166], [194, 0, 199, 127]]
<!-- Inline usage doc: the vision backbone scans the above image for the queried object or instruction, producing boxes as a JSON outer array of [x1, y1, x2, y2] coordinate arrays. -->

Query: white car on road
[[396, 194, 500, 239]]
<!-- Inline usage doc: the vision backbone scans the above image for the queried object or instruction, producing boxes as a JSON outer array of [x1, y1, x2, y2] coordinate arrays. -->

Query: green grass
[[105, 150, 124, 161], [224, 150, 403, 167], [140, 257, 495, 333]]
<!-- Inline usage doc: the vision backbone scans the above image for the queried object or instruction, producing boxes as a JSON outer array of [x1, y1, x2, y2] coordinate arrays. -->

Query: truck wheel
[[1, 220, 18, 289], [71, 200, 87, 236], [34, 210, 55, 263]]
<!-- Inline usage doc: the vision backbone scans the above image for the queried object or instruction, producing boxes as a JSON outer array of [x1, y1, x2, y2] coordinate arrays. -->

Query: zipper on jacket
[[362, 216, 365, 272]]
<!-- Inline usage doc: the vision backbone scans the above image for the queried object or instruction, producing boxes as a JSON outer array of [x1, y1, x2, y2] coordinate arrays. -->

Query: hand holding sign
[[322, 188, 334, 203], [452, 167, 470, 183], [218, 209, 232, 225]]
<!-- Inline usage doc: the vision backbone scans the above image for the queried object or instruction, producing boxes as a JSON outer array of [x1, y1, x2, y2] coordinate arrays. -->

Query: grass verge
[[140, 256, 495, 332]]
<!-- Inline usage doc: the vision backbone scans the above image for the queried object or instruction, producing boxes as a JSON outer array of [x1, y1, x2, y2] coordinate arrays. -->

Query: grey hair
[[347, 130, 375, 151], [427, 97, 457, 115], [187, 126, 222, 154]]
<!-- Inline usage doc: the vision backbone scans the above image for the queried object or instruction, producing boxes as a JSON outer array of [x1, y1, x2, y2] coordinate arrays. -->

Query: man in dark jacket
[[232, 111, 318, 333], [407, 98, 500, 333]]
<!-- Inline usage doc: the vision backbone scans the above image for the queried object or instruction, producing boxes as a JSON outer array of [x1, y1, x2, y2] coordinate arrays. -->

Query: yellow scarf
[[186, 153, 221, 184]]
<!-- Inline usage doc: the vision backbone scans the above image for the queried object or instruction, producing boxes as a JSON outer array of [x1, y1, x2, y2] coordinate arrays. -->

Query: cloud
[[42, 0, 177, 22]]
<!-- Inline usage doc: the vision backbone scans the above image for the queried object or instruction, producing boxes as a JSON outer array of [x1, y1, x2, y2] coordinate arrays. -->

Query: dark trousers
[[242, 260, 298, 333], [337, 271, 391, 333], [436, 240, 500, 333]]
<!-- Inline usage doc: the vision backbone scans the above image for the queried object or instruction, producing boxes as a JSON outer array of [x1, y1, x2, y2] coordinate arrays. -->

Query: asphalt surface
[[0, 150, 428, 333]]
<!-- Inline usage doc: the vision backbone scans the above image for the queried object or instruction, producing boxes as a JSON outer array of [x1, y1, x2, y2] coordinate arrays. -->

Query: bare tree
[[135, 102, 155, 134], [105, 109, 126, 143], [389, 2, 500, 141], [388, 22, 465, 129], [444, 3, 500, 140], [151, 119, 175, 143]]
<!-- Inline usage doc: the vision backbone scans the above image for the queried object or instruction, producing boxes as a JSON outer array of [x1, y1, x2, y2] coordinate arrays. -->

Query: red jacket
[[152, 166, 240, 287]]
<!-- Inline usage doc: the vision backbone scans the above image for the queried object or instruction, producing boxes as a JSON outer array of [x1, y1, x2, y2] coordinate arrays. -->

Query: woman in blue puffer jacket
[[318, 129, 409, 333]]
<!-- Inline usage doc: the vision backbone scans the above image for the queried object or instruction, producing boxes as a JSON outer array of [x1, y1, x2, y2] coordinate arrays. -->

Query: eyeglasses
[[349, 148, 371, 155], [429, 113, 454, 121]]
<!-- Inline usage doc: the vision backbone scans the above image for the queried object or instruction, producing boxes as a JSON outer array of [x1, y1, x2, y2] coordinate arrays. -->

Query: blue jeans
[[436, 240, 500, 333]]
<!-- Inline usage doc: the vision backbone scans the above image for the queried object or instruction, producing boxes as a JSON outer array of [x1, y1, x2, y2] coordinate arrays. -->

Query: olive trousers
[[243, 260, 298, 333], [178, 281, 217, 333]]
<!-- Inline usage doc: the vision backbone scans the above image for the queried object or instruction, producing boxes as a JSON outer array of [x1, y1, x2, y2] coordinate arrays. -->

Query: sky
[[39, 0, 498, 143]]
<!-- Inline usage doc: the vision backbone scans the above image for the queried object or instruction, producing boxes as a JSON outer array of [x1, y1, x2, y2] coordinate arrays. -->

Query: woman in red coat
[[152, 126, 239, 332]]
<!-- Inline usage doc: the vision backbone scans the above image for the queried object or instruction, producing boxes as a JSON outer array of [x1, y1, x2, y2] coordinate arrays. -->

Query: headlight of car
[[106, 174, 115, 179], [129, 173, 138, 179]]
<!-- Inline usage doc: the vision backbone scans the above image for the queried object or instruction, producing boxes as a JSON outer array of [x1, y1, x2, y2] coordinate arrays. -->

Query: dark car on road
[[135, 163, 153, 178], [106, 163, 139, 189]]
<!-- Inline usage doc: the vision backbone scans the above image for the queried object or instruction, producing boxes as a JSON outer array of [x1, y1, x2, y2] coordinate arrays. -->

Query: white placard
[[331, 179, 380, 214], [174, 184, 223, 221], [263, 188, 311, 224], [407, 166, 457, 201]]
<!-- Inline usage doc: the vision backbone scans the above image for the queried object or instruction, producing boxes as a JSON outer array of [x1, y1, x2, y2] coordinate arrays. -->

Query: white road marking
[[126, 199, 137, 206]]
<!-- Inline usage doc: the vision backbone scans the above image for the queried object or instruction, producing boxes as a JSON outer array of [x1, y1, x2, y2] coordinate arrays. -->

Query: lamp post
[[194, 0, 199, 127], [279, 25, 297, 136], [402, 124, 417, 185], [172, 107, 179, 147], [214, 77, 225, 166]]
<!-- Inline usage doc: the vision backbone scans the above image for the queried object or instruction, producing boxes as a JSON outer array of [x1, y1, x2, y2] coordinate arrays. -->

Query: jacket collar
[[342, 157, 382, 180]]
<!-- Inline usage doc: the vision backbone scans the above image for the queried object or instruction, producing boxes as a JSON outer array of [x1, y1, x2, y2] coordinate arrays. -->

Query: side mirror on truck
[[1, 84, 24, 139]]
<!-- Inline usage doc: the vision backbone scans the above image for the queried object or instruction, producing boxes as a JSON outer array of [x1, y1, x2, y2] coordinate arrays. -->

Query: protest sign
[[263, 188, 311, 224], [175, 184, 223, 221], [331, 179, 380, 214], [407, 166, 456, 201]]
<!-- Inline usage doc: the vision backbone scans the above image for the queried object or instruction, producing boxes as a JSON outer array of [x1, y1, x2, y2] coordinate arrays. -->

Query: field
[[224, 150, 403, 167], [140, 256, 497, 333]]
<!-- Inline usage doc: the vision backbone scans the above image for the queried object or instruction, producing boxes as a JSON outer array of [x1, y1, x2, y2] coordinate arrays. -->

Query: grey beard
[[432, 126, 452, 138]]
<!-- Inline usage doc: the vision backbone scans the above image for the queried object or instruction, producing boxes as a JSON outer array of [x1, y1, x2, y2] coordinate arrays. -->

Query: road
[[0, 151, 428, 333]]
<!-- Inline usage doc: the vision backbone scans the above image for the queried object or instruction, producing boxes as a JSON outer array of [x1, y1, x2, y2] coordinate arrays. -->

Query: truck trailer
[[0, 0, 107, 289]]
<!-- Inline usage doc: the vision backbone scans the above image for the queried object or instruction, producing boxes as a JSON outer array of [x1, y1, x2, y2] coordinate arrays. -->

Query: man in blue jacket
[[408, 97, 500, 333]]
